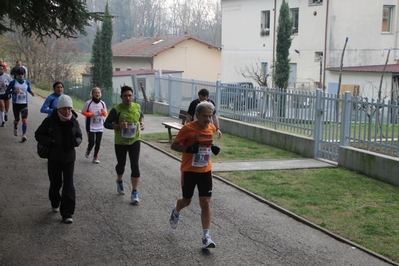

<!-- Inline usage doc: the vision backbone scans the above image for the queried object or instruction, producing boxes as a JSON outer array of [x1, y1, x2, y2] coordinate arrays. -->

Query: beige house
[[112, 35, 221, 82], [221, 0, 399, 100]]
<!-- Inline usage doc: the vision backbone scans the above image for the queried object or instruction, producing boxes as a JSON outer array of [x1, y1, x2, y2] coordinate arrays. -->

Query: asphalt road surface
[[0, 94, 394, 266]]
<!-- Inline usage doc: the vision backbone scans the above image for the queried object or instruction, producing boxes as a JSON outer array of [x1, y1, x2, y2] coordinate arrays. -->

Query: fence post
[[131, 74, 139, 102], [191, 79, 195, 101], [155, 73, 160, 102], [313, 89, 324, 158], [215, 80, 221, 116], [168, 74, 173, 116], [340, 92, 351, 146]]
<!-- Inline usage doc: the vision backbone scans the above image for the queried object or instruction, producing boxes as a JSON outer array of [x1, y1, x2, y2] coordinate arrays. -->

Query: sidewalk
[[143, 115, 337, 171]]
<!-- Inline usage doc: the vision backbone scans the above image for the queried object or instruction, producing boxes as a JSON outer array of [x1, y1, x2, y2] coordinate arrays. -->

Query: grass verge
[[142, 131, 399, 263]]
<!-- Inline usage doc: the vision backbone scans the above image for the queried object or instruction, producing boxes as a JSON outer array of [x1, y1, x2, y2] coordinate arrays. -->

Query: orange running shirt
[[174, 121, 216, 173]]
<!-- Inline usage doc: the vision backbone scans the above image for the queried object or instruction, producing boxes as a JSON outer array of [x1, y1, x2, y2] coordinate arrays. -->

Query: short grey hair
[[195, 101, 214, 115]]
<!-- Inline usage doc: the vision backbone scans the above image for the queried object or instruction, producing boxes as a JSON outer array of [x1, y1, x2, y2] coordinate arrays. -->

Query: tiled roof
[[112, 35, 218, 58], [327, 64, 399, 73]]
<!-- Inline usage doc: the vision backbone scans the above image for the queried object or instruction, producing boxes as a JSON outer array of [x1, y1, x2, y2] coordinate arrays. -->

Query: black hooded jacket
[[35, 109, 82, 162]]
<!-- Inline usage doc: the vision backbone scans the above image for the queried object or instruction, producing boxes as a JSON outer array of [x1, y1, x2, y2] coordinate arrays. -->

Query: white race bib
[[16, 92, 26, 103], [121, 123, 137, 138], [191, 147, 211, 167]]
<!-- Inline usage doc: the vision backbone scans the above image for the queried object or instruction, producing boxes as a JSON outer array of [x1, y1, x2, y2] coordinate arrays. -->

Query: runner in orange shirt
[[169, 101, 221, 250]]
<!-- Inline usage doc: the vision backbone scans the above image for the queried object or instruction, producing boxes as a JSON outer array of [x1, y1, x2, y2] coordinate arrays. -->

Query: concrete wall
[[338, 147, 399, 187], [219, 117, 315, 158]]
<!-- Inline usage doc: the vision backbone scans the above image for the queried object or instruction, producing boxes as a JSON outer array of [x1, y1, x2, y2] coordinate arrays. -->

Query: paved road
[[0, 94, 395, 266]]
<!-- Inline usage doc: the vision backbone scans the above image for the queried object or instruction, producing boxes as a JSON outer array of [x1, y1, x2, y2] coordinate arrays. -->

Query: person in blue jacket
[[40, 81, 64, 117]]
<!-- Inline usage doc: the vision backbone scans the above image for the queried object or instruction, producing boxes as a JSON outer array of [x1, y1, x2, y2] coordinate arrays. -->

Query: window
[[290, 8, 299, 34], [260, 11, 270, 36], [314, 52, 323, 62], [382, 6, 394, 33], [262, 62, 268, 77], [309, 0, 323, 4]]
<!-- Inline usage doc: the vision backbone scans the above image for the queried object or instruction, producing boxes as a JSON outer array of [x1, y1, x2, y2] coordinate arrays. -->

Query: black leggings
[[115, 140, 141, 177], [87, 131, 103, 156]]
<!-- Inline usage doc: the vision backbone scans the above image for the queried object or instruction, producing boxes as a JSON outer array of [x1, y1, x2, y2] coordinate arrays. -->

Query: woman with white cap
[[35, 94, 82, 224]]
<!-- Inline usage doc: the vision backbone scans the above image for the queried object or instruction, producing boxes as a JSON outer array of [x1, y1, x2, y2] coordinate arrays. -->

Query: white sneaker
[[52, 207, 59, 213], [63, 217, 73, 224], [13, 128, 18, 136], [202, 235, 216, 249], [131, 191, 140, 205], [169, 204, 180, 229], [116, 180, 125, 195], [92, 156, 100, 164]]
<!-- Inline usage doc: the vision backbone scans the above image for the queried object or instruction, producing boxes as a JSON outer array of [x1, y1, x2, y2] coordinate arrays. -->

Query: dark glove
[[211, 144, 220, 155], [186, 141, 200, 153]]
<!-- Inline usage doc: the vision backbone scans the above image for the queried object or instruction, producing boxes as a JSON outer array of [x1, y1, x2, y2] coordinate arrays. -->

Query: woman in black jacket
[[35, 95, 82, 224]]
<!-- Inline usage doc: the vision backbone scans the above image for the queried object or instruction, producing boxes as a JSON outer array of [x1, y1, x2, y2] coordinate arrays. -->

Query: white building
[[221, 0, 399, 100]]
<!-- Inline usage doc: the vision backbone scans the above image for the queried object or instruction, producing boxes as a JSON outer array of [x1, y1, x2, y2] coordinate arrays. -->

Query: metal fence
[[63, 75, 399, 160], [151, 75, 399, 160]]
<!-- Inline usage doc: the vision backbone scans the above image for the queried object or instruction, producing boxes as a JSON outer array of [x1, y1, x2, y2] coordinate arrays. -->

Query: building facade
[[221, 0, 399, 100]]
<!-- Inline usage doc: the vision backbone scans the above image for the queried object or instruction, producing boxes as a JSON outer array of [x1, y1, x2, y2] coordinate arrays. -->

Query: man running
[[169, 101, 221, 249], [6, 67, 35, 142], [104, 86, 145, 205]]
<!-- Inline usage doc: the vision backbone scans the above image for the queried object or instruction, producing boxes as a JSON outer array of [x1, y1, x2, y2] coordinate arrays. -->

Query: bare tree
[[237, 59, 270, 87], [6, 30, 79, 88]]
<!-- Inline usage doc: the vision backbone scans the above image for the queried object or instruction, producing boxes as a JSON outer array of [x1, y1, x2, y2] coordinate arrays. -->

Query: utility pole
[[319, 55, 323, 89]]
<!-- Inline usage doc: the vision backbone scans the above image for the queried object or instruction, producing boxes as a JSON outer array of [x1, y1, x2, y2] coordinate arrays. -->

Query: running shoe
[[85, 149, 91, 158], [131, 191, 140, 205], [21, 136, 27, 142], [92, 156, 100, 164], [52, 206, 60, 213], [13, 128, 18, 136], [116, 179, 125, 195], [63, 217, 73, 224], [4, 114, 7, 121], [202, 236, 216, 249], [0, 122, 4, 127], [169, 204, 180, 229]]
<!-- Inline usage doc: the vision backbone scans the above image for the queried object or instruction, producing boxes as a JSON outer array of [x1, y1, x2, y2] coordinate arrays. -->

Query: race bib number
[[16, 92, 26, 103], [191, 147, 211, 167], [121, 123, 137, 138], [91, 116, 103, 125]]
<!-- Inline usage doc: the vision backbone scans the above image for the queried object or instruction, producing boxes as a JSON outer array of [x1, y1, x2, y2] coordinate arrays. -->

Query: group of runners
[[1, 63, 223, 249]]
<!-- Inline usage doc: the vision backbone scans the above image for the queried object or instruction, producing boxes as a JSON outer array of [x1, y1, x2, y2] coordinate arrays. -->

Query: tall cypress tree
[[101, 2, 113, 90], [274, 0, 292, 90], [90, 27, 102, 87]]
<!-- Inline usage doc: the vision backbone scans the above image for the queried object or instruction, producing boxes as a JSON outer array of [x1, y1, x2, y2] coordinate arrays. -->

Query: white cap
[[57, 95, 73, 109]]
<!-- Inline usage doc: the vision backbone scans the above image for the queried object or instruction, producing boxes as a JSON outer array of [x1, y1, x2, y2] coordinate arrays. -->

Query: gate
[[314, 89, 341, 162]]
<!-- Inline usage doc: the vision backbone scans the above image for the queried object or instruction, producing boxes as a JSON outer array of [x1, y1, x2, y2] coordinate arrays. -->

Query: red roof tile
[[112, 36, 218, 58]]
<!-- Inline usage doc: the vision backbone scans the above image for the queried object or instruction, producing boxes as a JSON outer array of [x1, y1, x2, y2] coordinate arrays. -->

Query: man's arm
[[212, 114, 222, 138], [186, 100, 197, 122], [104, 108, 119, 130]]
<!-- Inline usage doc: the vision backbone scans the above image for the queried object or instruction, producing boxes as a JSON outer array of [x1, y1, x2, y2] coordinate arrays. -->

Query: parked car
[[220, 82, 255, 110]]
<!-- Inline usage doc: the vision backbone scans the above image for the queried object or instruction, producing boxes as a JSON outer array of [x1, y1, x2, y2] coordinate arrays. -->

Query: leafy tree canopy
[[0, 0, 105, 39]]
